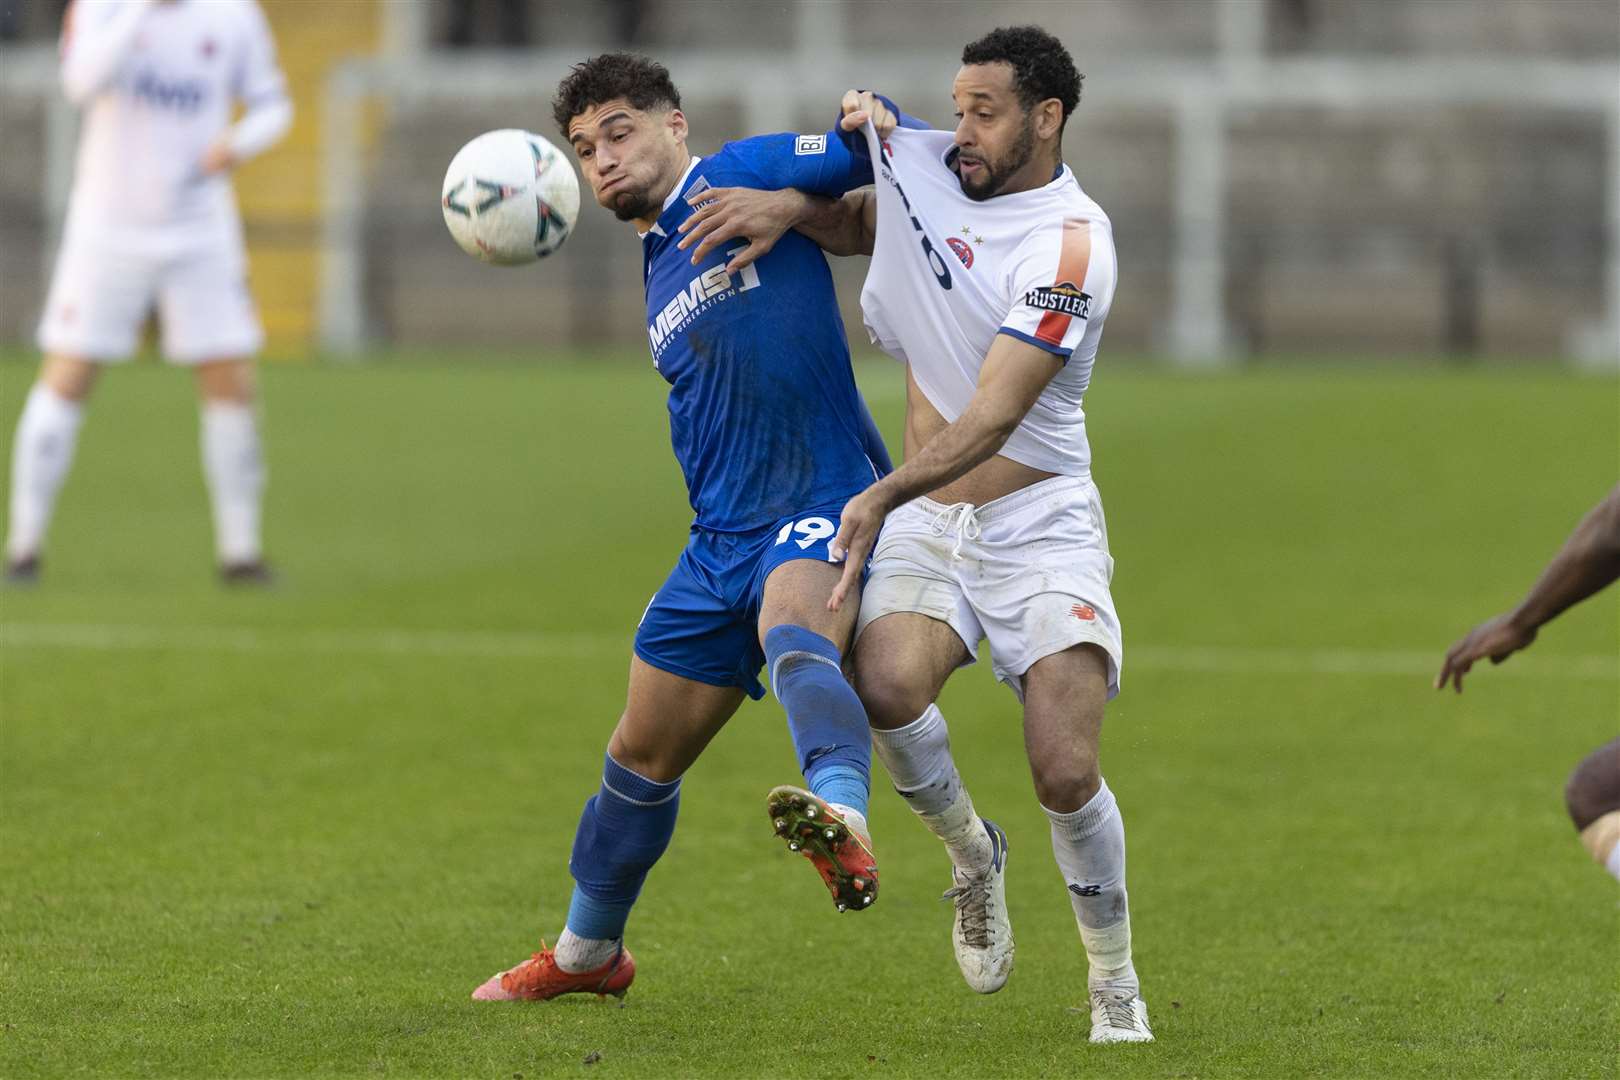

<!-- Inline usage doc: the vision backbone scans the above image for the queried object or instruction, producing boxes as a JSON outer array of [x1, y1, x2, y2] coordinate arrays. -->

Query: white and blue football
[[441, 129, 580, 265]]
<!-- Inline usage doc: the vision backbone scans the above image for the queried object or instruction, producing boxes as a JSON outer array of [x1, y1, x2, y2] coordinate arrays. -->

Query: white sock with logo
[[199, 401, 265, 564], [6, 382, 85, 561], [1044, 779, 1137, 993], [870, 704, 992, 873]]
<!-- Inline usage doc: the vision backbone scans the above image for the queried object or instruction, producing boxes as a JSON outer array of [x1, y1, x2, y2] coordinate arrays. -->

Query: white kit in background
[[7, 0, 291, 579], [39, 0, 291, 362]]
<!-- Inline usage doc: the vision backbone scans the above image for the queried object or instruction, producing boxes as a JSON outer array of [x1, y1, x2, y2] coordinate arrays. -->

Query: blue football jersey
[[641, 129, 891, 533]]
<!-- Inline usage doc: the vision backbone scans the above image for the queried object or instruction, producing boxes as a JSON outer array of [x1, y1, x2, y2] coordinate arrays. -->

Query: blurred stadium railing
[[1, 0, 1616, 367]]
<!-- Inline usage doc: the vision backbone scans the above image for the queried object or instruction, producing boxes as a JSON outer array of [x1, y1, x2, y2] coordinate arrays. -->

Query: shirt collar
[[639, 155, 702, 239]]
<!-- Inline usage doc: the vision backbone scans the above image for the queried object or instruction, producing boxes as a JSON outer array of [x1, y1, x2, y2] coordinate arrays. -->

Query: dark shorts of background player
[[633, 497, 865, 700]]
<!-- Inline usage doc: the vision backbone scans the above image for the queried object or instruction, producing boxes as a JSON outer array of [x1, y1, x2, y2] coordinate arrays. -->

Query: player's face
[[950, 63, 1038, 201], [567, 99, 688, 224]]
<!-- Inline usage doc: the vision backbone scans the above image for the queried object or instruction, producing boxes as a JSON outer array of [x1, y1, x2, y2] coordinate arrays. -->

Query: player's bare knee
[[852, 660, 931, 730], [1564, 738, 1620, 831], [195, 359, 257, 405], [605, 723, 681, 785], [40, 355, 98, 402], [1031, 756, 1101, 814]]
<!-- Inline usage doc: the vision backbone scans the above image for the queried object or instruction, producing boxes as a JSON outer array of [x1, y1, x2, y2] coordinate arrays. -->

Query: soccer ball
[[441, 129, 580, 265]]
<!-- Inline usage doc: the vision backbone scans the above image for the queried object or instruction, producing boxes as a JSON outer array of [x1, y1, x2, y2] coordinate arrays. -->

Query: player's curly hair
[[961, 26, 1083, 130], [552, 53, 682, 134]]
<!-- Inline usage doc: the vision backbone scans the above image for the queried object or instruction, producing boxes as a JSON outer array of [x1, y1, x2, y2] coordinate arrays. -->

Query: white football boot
[[1088, 987, 1154, 1044], [940, 818, 1013, 993]]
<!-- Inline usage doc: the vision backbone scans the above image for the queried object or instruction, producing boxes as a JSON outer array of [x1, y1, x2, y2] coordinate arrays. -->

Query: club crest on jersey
[[1024, 281, 1091, 319], [946, 236, 974, 268]]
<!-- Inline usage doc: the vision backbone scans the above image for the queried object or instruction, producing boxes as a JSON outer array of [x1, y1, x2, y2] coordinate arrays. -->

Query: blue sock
[[564, 754, 681, 941], [764, 624, 871, 817]]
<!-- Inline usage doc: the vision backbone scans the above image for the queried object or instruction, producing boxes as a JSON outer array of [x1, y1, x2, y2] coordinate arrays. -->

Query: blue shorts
[[634, 499, 856, 700]]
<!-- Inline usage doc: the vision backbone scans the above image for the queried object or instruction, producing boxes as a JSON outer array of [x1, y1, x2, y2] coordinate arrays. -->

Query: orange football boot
[[766, 784, 879, 912], [471, 941, 635, 1001]]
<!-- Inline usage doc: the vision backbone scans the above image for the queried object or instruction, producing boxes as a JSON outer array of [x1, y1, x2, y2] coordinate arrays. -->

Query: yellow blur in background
[[235, 0, 380, 357]]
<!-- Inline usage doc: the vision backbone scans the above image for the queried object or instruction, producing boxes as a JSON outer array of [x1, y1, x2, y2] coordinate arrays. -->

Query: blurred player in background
[[5, 0, 291, 584], [1437, 484, 1620, 883], [680, 26, 1152, 1043], [471, 53, 893, 1004]]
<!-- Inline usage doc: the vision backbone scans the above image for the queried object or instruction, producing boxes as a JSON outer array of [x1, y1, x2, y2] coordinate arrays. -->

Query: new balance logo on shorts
[[1071, 604, 1097, 621], [1068, 882, 1101, 897]]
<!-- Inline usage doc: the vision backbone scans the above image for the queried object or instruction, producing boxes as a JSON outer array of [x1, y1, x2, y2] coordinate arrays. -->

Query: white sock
[[554, 928, 619, 973], [199, 401, 265, 564], [6, 382, 85, 560], [1045, 779, 1138, 992], [870, 704, 992, 872]]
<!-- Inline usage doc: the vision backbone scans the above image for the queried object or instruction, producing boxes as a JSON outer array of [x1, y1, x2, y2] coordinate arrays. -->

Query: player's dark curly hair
[[552, 53, 682, 134], [961, 26, 1083, 130]]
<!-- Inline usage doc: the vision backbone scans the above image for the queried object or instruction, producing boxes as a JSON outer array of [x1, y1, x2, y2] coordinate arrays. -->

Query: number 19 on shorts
[[776, 516, 838, 557]]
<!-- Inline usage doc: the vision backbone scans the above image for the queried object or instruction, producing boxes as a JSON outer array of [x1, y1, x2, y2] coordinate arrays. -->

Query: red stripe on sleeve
[[1034, 220, 1093, 347]]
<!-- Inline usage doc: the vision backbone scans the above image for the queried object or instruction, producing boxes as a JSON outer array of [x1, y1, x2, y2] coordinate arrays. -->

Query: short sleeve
[[997, 218, 1116, 361], [234, 1, 287, 107]]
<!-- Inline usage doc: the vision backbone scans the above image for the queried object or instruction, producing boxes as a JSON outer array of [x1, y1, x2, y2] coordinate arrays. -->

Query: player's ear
[[666, 108, 689, 145], [1034, 98, 1063, 142]]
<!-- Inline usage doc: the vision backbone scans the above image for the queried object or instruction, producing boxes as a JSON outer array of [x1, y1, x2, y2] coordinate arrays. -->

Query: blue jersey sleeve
[[722, 127, 873, 196]]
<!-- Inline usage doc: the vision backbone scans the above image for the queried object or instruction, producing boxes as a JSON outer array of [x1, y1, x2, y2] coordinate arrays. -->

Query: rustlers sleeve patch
[[794, 134, 827, 155], [1024, 282, 1092, 318]]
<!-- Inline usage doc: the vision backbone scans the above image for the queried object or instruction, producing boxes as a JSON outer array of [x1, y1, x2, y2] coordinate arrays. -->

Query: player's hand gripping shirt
[[58, 0, 290, 239], [640, 131, 891, 533], [853, 119, 1118, 477]]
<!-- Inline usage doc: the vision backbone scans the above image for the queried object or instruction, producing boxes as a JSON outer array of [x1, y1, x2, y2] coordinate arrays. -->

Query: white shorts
[[855, 474, 1123, 701], [36, 231, 263, 364]]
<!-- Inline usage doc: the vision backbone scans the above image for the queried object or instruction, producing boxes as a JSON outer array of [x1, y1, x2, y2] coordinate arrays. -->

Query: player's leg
[[560, 656, 745, 967], [9, 238, 150, 579], [190, 358, 269, 581], [1020, 644, 1149, 1042], [1565, 736, 1620, 881], [475, 548, 757, 1000], [855, 610, 1016, 992], [160, 230, 268, 580], [755, 555, 880, 910], [852, 495, 996, 877], [5, 355, 101, 580], [473, 655, 746, 1001], [971, 475, 1148, 1039], [855, 611, 986, 869]]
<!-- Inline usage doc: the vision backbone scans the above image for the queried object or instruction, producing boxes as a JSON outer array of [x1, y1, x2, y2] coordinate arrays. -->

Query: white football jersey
[[59, 0, 288, 242], [859, 124, 1118, 477]]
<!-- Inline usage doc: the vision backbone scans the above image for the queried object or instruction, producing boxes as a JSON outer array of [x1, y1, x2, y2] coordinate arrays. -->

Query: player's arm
[[202, 2, 293, 175], [677, 187, 874, 270], [676, 90, 908, 269], [58, 0, 156, 106], [827, 335, 1064, 607], [1436, 484, 1620, 692]]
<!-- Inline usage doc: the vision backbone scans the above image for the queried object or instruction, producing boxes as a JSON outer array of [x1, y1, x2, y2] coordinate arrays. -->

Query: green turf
[[1, 352, 1616, 1079]]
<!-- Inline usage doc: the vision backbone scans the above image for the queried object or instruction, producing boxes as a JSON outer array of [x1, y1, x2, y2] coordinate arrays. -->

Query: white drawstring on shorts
[[930, 501, 982, 560]]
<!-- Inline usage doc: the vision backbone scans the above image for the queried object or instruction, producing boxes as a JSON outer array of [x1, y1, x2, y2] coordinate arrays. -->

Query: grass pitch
[[1, 352, 1616, 1078]]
